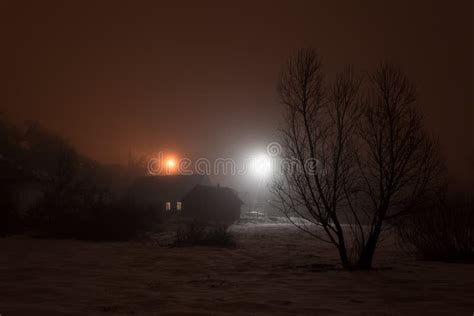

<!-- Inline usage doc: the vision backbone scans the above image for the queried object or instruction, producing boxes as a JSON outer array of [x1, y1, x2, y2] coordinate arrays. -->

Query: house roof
[[183, 184, 243, 206], [127, 174, 211, 204]]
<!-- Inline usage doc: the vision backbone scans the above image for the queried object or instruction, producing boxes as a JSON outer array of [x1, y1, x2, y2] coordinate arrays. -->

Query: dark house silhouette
[[127, 175, 242, 224], [182, 184, 242, 224]]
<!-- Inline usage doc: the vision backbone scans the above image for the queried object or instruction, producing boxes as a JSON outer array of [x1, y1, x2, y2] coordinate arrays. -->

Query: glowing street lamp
[[248, 153, 272, 219], [165, 158, 176, 174], [249, 154, 272, 178], [250, 154, 272, 178]]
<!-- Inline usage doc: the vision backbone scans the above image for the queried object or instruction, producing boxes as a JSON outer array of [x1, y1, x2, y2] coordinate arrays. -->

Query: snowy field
[[1, 222, 473, 315]]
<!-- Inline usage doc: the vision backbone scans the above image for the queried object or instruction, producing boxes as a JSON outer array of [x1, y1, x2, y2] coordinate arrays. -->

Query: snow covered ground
[[1, 223, 473, 315]]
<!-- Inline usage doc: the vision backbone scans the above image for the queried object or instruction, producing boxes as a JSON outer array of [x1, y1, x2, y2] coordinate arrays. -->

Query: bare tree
[[354, 63, 443, 268], [273, 48, 362, 269], [273, 48, 441, 269]]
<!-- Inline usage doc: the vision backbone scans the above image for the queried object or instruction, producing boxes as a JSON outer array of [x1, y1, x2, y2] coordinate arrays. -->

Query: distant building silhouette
[[182, 184, 242, 224], [127, 175, 242, 225]]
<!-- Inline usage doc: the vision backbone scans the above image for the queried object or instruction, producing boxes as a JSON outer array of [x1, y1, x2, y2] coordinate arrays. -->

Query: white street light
[[249, 154, 272, 178]]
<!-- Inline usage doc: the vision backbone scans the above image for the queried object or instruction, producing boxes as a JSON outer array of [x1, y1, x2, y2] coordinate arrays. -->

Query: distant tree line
[[0, 115, 161, 240], [0, 115, 237, 244]]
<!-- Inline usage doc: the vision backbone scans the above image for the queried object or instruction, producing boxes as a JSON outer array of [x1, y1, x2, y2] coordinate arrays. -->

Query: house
[[182, 184, 242, 225], [127, 174, 211, 210], [127, 175, 242, 225]]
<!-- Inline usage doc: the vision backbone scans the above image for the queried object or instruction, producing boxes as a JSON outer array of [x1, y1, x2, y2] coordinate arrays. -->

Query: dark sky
[[3, 0, 473, 183]]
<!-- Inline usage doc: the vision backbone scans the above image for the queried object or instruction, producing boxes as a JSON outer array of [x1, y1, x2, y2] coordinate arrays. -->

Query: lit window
[[165, 202, 171, 211], [177, 202, 182, 210]]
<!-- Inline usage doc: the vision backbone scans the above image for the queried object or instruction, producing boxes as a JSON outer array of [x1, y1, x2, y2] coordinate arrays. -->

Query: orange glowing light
[[166, 158, 176, 169], [164, 156, 178, 174]]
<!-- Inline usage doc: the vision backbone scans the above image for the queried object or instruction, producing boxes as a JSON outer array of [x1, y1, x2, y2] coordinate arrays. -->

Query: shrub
[[175, 221, 236, 248], [397, 187, 474, 261]]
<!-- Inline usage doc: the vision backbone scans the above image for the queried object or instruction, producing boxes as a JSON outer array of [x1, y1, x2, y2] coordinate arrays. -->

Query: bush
[[175, 221, 236, 248], [398, 187, 474, 261]]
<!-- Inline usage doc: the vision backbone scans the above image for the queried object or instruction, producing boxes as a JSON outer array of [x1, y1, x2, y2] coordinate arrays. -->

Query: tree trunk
[[356, 242, 376, 269], [356, 223, 383, 269], [337, 245, 351, 269]]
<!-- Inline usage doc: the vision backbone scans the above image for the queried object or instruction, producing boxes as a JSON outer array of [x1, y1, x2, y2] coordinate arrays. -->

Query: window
[[165, 202, 171, 211], [176, 201, 182, 210]]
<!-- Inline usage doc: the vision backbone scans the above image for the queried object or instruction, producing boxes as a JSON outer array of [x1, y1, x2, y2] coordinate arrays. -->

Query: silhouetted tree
[[0, 111, 23, 160], [0, 112, 23, 236], [273, 48, 442, 269], [353, 63, 443, 267], [27, 145, 162, 240], [0, 183, 14, 237], [27, 145, 88, 237]]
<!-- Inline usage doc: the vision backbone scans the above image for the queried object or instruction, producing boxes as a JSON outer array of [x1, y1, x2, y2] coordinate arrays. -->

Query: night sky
[[3, 0, 473, 183]]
